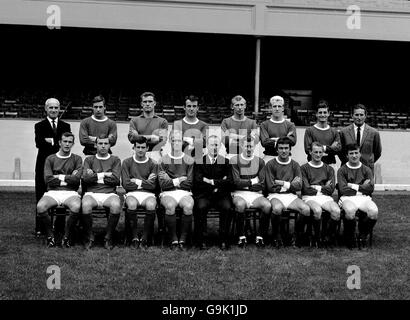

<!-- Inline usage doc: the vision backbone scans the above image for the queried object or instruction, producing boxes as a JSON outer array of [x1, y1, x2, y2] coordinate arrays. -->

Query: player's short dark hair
[[276, 137, 293, 149], [352, 103, 367, 114], [345, 143, 360, 154], [140, 92, 156, 101], [240, 134, 255, 145], [61, 132, 74, 142], [185, 95, 199, 104], [316, 99, 329, 111], [311, 141, 324, 150], [96, 134, 110, 143], [133, 135, 148, 146], [231, 95, 246, 106], [92, 95, 105, 105]]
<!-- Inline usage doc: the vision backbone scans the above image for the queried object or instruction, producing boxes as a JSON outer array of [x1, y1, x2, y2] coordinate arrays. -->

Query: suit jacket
[[35, 118, 71, 173], [339, 123, 382, 172], [193, 155, 234, 198]]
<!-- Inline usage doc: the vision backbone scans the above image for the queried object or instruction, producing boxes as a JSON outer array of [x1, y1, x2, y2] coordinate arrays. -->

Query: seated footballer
[[158, 130, 194, 250], [121, 135, 158, 248], [337, 143, 378, 249], [81, 134, 122, 250], [36, 132, 82, 248]]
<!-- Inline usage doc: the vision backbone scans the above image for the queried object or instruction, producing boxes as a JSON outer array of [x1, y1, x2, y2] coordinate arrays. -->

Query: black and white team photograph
[[0, 0, 409, 309]]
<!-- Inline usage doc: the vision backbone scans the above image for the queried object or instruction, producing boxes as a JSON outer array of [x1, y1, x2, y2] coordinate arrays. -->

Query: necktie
[[356, 125, 361, 146], [52, 119, 57, 135]]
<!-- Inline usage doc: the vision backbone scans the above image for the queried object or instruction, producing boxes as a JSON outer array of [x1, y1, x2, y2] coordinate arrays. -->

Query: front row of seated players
[[37, 131, 378, 250]]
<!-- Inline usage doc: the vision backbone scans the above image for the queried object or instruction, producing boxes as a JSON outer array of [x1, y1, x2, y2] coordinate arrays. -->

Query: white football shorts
[[43, 190, 80, 206], [232, 190, 264, 209], [84, 192, 119, 208], [267, 193, 298, 209], [125, 191, 156, 204], [160, 190, 192, 204]]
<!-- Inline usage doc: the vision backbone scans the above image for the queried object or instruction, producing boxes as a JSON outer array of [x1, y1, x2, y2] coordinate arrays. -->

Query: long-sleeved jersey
[[221, 116, 258, 155], [128, 115, 168, 151], [172, 118, 208, 154], [230, 154, 265, 192], [121, 156, 158, 193], [79, 116, 117, 155], [304, 124, 341, 164], [337, 162, 374, 197], [82, 154, 121, 193], [301, 161, 335, 196], [44, 153, 83, 191], [158, 153, 194, 192], [260, 118, 296, 156], [262, 157, 302, 194]]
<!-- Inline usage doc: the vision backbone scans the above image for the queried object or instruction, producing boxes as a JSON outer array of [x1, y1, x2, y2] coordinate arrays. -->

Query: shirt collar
[[91, 115, 108, 122], [47, 117, 58, 125], [183, 117, 199, 125], [240, 153, 254, 161], [308, 161, 324, 168], [346, 162, 362, 169], [313, 124, 329, 131], [275, 157, 291, 165], [353, 123, 365, 131], [270, 118, 285, 124], [208, 154, 218, 164], [56, 152, 71, 159], [96, 154, 111, 160], [231, 116, 248, 122], [133, 155, 148, 163], [169, 153, 185, 160]]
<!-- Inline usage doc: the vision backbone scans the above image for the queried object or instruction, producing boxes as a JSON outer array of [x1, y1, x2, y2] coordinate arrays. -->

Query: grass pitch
[[0, 189, 409, 300]]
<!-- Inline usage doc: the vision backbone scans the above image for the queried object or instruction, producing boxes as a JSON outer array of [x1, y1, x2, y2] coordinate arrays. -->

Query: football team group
[[34, 92, 382, 251]]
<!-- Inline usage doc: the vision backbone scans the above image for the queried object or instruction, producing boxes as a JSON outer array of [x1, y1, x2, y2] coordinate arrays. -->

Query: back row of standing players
[[35, 92, 382, 250]]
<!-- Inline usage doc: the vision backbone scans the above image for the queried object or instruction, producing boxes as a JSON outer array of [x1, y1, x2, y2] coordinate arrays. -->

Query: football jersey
[[158, 153, 194, 191], [262, 157, 302, 194], [128, 114, 168, 151], [121, 156, 158, 193], [221, 116, 258, 154], [260, 118, 296, 156], [301, 161, 335, 196], [337, 162, 374, 197], [44, 152, 83, 191], [304, 124, 341, 164], [82, 154, 121, 193], [230, 154, 265, 192], [79, 116, 117, 155]]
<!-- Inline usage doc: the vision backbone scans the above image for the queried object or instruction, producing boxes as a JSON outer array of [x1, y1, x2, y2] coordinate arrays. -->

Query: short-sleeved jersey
[[337, 162, 374, 197], [260, 118, 297, 156], [79, 116, 117, 155], [128, 115, 168, 151], [221, 116, 258, 155], [158, 153, 194, 192], [304, 124, 341, 164], [301, 161, 335, 196], [262, 157, 302, 194], [121, 156, 158, 193], [82, 154, 121, 193], [230, 154, 265, 192], [44, 153, 83, 191]]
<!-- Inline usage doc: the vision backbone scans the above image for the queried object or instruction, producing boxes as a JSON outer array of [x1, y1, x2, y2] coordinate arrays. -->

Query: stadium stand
[[0, 88, 409, 129]]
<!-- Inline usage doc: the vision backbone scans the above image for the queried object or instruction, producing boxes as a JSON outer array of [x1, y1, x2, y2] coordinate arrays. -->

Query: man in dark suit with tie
[[34, 98, 71, 235], [339, 104, 382, 175], [193, 135, 234, 250]]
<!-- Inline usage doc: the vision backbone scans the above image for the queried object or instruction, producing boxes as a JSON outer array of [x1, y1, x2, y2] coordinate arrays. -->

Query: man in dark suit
[[193, 135, 234, 250], [34, 98, 71, 235], [339, 104, 382, 174]]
